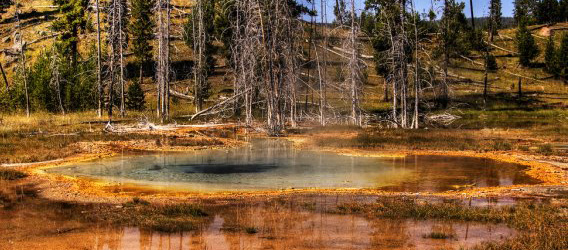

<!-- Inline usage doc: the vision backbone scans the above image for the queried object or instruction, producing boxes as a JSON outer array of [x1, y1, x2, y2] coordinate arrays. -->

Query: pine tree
[[52, 0, 89, 66], [333, 0, 347, 25], [126, 82, 146, 111], [536, 0, 559, 24], [514, 0, 537, 24], [131, 0, 155, 86], [558, 34, 568, 81], [545, 36, 559, 75], [560, 0, 568, 22], [489, 0, 502, 41], [516, 20, 539, 67], [439, 0, 468, 105]]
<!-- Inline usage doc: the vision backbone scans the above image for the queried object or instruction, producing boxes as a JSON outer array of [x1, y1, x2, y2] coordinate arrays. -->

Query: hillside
[[0, 0, 567, 126]]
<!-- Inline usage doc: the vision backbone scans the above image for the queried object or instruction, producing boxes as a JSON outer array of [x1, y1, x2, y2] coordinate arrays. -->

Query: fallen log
[[169, 89, 194, 100], [190, 88, 252, 121]]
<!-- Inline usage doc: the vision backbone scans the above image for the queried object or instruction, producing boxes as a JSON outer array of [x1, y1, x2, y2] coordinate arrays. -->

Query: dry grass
[[336, 197, 568, 250], [84, 199, 208, 233], [0, 168, 27, 180]]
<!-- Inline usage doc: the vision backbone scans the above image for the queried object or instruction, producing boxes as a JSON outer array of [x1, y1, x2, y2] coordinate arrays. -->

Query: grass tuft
[[0, 169, 28, 180], [87, 203, 208, 233], [423, 231, 455, 239], [336, 197, 568, 250], [245, 227, 259, 234]]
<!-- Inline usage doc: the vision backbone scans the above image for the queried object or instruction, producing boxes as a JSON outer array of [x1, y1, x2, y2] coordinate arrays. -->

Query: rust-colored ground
[[4, 126, 564, 205]]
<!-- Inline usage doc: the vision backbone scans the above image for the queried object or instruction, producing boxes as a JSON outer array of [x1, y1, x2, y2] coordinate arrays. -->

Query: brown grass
[[336, 197, 568, 250]]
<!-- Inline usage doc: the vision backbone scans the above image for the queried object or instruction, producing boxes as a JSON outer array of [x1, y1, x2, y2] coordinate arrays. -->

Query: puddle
[[47, 139, 540, 193], [1, 202, 515, 250]]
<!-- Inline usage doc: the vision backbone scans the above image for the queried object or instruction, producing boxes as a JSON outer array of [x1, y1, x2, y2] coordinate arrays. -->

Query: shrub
[[126, 81, 146, 111]]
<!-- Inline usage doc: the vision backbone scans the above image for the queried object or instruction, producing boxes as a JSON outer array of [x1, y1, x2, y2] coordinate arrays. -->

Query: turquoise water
[[47, 139, 539, 192]]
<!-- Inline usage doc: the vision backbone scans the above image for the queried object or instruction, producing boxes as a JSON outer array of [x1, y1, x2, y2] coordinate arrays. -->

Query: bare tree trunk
[[400, 0, 408, 128], [0, 62, 8, 92], [96, 0, 103, 118], [319, 0, 327, 126], [119, 0, 125, 118], [156, 0, 170, 122], [469, 0, 475, 30], [155, 0, 162, 119], [348, 0, 362, 126], [50, 44, 65, 115], [518, 77, 522, 99], [17, 2, 30, 117], [165, 0, 170, 119], [411, 0, 419, 129], [108, 0, 117, 121], [442, 0, 450, 107], [483, 51, 489, 104]]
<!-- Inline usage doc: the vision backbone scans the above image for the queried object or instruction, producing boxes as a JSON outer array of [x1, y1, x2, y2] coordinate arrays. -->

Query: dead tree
[[106, 0, 128, 120], [345, 0, 363, 126], [16, 1, 30, 117], [50, 42, 65, 115], [319, 0, 328, 126], [376, 0, 423, 129], [411, 0, 420, 129], [230, 0, 302, 135], [191, 0, 212, 112], [0, 62, 8, 93], [155, 0, 170, 122], [96, 0, 103, 117]]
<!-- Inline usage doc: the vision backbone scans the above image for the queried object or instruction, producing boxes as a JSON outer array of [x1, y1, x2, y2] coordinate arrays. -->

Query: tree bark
[[119, 0, 125, 118], [518, 77, 523, 99], [0, 62, 8, 92], [96, 0, 103, 118], [469, 0, 475, 30]]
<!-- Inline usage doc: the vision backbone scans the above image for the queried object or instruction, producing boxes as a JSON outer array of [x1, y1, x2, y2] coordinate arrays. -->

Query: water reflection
[[87, 210, 513, 250], [0, 194, 518, 250], [47, 139, 539, 193]]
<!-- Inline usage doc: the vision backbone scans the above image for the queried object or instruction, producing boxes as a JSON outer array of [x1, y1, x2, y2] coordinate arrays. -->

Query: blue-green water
[[46, 139, 539, 192]]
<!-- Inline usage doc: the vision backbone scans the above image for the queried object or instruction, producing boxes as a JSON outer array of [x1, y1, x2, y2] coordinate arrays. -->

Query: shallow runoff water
[[47, 138, 539, 193]]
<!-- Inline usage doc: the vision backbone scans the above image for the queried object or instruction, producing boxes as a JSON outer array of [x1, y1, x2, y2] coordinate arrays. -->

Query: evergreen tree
[[545, 35, 559, 75], [536, 0, 559, 24], [516, 20, 539, 67], [438, 0, 469, 104], [558, 34, 568, 81], [126, 81, 146, 111], [486, 54, 498, 71], [131, 0, 155, 86], [514, 0, 537, 24], [52, 0, 89, 66], [489, 0, 502, 40], [334, 0, 347, 25], [559, 0, 568, 22]]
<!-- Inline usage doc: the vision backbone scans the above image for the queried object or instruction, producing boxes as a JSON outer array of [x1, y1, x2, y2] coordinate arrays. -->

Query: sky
[[302, 0, 516, 22]]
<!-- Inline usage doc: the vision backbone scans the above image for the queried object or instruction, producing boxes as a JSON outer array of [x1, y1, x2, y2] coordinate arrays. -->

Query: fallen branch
[[316, 45, 368, 66], [459, 55, 484, 67], [169, 89, 194, 100], [190, 88, 252, 121], [488, 43, 518, 55], [28, 33, 58, 46], [331, 46, 373, 59], [503, 70, 547, 84]]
